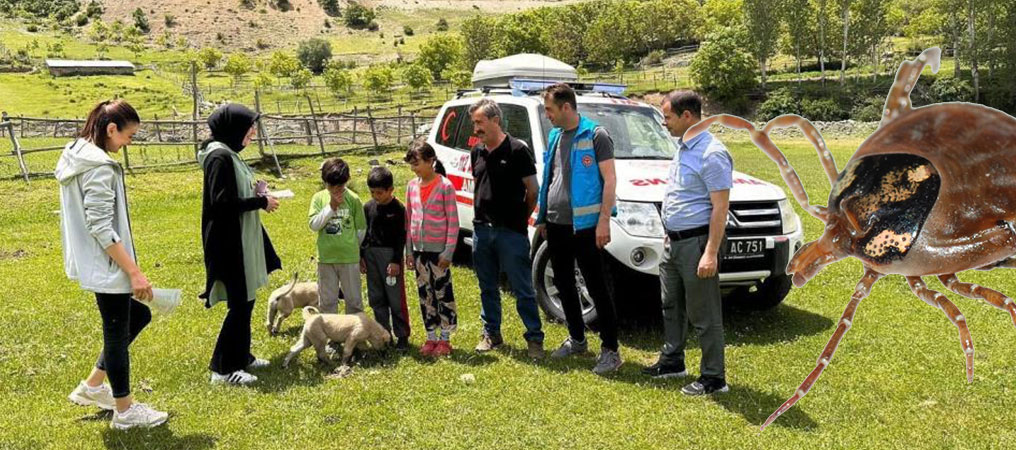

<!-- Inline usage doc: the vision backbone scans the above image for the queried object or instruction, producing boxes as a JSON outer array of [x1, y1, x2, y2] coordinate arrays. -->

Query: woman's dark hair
[[79, 100, 141, 152], [367, 166, 394, 189], [403, 138, 446, 176], [321, 157, 351, 186]]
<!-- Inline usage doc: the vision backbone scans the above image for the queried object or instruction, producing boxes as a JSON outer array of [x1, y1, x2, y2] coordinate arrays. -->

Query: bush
[[224, 53, 253, 86], [318, 0, 341, 16], [639, 49, 667, 67], [345, 2, 375, 29], [86, 0, 103, 19], [26, 24, 39, 33], [165, 14, 177, 27], [366, 21, 379, 32], [297, 38, 333, 74], [689, 27, 756, 100], [290, 67, 313, 90], [268, 51, 300, 78], [75, 14, 89, 27], [850, 95, 885, 122], [755, 88, 800, 122], [929, 76, 974, 103], [403, 25, 414, 36], [132, 8, 150, 33], [323, 62, 354, 97], [442, 68, 472, 89], [800, 98, 848, 121], [435, 18, 449, 32]]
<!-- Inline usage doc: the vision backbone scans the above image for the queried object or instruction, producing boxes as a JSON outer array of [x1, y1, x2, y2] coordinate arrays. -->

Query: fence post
[[3, 118, 29, 183], [396, 105, 403, 144], [20, 115, 24, 138], [366, 105, 380, 153], [254, 89, 283, 177], [154, 114, 162, 142], [191, 62, 199, 155], [305, 94, 327, 156], [352, 106, 358, 145], [410, 112, 416, 141]]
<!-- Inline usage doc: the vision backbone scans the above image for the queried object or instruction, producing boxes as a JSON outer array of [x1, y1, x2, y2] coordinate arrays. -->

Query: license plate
[[724, 239, 765, 260]]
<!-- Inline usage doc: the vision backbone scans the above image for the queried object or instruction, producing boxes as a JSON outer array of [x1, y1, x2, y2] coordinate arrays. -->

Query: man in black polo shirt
[[468, 98, 545, 359]]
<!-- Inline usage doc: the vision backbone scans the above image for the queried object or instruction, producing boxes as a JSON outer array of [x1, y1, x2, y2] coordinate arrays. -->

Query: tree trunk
[[760, 59, 768, 90], [951, 13, 961, 77], [968, 0, 980, 102], [841, 4, 849, 86], [987, 11, 996, 80], [796, 44, 803, 85], [819, 0, 827, 84]]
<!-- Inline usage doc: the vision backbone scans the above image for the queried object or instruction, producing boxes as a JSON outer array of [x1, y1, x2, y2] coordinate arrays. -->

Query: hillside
[[95, 0, 585, 51]]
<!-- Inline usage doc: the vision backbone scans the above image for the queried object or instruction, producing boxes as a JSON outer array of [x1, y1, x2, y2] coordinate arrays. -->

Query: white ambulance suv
[[427, 80, 805, 324]]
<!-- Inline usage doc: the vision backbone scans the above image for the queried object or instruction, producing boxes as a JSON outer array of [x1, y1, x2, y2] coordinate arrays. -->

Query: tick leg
[[906, 276, 975, 383], [761, 268, 883, 432], [762, 114, 838, 187], [939, 274, 1016, 329], [880, 47, 941, 128], [684, 114, 828, 223]]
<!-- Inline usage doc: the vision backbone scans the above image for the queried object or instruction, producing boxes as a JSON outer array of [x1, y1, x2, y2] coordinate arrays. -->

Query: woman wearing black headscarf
[[197, 103, 281, 385]]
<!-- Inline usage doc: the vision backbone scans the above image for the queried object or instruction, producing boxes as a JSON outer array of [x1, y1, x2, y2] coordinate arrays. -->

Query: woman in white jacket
[[56, 100, 168, 430]]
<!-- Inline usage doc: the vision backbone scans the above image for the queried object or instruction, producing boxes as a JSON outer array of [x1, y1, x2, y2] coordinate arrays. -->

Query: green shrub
[[929, 76, 974, 103], [755, 88, 800, 122], [850, 95, 885, 122], [801, 97, 847, 121], [689, 27, 756, 100], [132, 8, 149, 33], [297, 38, 333, 74], [435, 18, 449, 31], [345, 2, 375, 29], [403, 25, 414, 36]]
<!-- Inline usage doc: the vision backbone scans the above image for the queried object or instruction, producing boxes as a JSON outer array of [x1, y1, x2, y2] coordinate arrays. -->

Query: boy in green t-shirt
[[309, 158, 367, 314]]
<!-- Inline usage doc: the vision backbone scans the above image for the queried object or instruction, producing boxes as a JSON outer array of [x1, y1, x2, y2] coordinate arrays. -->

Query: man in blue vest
[[643, 90, 731, 395], [535, 83, 621, 374]]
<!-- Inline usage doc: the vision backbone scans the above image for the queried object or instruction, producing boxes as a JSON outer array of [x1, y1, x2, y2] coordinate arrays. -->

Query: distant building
[[46, 59, 135, 77]]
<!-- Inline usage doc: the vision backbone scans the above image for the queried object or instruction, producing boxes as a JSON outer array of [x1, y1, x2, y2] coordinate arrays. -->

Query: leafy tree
[[268, 50, 300, 80], [363, 64, 395, 98], [319, 0, 341, 16], [198, 47, 224, 70], [402, 62, 434, 92], [460, 15, 496, 69], [323, 62, 354, 97], [743, 0, 781, 89], [297, 38, 333, 74], [88, 20, 109, 43], [850, 0, 891, 81], [224, 53, 253, 87], [290, 67, 313, 91], [418, 33, 463, 79], [442, 68, 472, 88], [689, 27, 757, 100]]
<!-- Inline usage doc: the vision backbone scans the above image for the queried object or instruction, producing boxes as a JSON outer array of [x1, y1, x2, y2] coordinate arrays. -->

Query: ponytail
[[434, 159, 447, 176], [404, 137, 446, 175], [80, 99, 140, 152]]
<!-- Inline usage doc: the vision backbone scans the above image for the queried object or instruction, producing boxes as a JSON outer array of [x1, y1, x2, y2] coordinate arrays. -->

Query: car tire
[[532, 240, 599, 326]]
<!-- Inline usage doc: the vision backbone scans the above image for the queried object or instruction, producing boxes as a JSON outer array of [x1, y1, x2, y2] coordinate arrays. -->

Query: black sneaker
[[395, 337, 410, 352], [681, 378, 729, 396], [641, 361, 688, 379]]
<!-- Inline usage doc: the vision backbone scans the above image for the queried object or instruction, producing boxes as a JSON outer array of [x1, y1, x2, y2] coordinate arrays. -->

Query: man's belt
[[666, 225, 711, 241]]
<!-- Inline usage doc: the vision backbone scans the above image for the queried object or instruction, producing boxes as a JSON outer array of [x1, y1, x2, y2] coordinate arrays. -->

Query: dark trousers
[[363, 247, 412, 340], [94, 293, 152, 398], [209, 298, 255, 374], [659, 234, 725, 382], [473, 224, 544, 343], [545, 222, 618, 351]]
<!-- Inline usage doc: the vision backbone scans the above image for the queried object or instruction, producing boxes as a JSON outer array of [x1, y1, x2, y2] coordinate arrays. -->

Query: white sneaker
[[110, 402, 169, 430], [247, 358, 270, 370], [210, 370, 258, 385], [68, 381, 115, 411]]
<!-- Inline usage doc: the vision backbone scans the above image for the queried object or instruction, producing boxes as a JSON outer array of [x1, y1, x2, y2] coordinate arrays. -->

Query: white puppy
[[266, 272, 320, 336], [282, 306, 391, 371]]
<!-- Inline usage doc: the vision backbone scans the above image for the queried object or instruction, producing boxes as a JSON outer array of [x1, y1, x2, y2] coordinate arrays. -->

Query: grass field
[[2, 135, 1015, 449]]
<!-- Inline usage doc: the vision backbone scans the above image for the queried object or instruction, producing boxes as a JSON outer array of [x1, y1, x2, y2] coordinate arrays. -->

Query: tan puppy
[[266, 272, 320, 335], [282, 306, 391, 371]]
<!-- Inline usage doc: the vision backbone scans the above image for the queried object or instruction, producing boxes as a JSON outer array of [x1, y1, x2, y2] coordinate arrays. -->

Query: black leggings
[[209, 298, 256, 374], [95, 293, 152, 399]]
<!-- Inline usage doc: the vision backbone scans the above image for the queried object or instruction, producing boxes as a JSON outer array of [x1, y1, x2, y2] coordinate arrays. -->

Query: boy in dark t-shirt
[[360, 166, 411, 350]]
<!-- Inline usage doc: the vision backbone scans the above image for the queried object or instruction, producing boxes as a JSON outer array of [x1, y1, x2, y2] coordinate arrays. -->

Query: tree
[[319, 0, 341, 16], [344, 2, 376, 29], [460, 15, 495, 69], [442, 69, 472, 89], [268, 51, 300, 81], [838, 0, 852, 85], [363, 64, 395, 99], [850, 0, 891, 82], [198, 47, 223, 70], [297, 38, 333, 74], [290, 67, 313, 91], [323, 62, 354, 97], [816, 0, 828, 83], [402, 63, 434, 93], [88, 20, 109, 43], [125, 32, 145, 60], [689, 27, 757, 100], [743, 0, 781, 89], [132, 8, 150, 34], [110, 19, 125, 43], [784, 0, 814, 85], [418, 34, 463, 79], [224, 53, 253, 87]]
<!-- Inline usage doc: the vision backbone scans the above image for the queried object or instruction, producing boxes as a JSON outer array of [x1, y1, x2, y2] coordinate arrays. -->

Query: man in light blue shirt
[[642, 90, 732, 396]]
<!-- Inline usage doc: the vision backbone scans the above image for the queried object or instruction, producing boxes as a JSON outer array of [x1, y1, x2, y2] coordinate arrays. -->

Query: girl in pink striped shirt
[[404, 139, 459, 357]]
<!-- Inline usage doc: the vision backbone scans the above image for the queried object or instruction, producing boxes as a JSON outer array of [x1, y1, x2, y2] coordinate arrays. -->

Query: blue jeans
[[472, 224, 544, 343]]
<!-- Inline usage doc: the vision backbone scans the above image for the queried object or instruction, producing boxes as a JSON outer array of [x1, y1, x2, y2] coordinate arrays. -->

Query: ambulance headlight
[[615, 201, 665, 238]]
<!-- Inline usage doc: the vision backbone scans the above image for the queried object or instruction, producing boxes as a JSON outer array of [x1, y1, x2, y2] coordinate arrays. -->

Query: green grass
[[2, 136, 1015, 449]]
